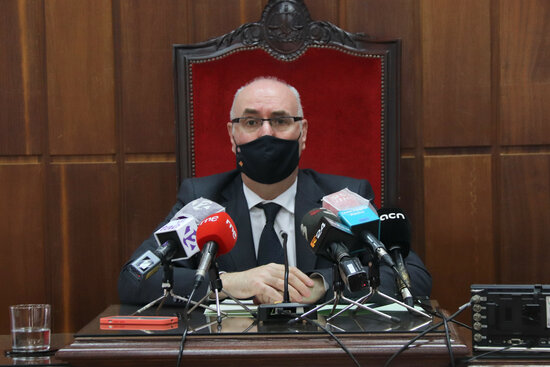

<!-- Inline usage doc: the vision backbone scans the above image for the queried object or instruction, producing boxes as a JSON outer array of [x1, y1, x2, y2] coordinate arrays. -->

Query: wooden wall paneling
[[0, 165, 46, 334], [303, 0, 339, 24], [0, 0, 45, 155], [422, 0, 492, 147], [48, 164, 120, 332], [123, 162, 177, 260], [499, 0, 550, 146], [118, 0, 190, 154], [346, 0, 421, 150], [188, 0, 267, 43], [345, 1, 425, 260], [45, 0, 116, 155], [499, 154, 550, 283], [424, 155, 495, 314], [399, 156, 425, 258], [0, 0, 27, 154]]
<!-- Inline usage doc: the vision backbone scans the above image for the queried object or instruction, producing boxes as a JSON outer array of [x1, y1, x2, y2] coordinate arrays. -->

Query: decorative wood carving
[[216, 0, 369, 60]]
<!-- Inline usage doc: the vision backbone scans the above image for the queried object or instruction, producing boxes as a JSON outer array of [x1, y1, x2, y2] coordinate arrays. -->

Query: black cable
[[298, 316, 361, 367], [442, 314, 454, 367], [176, 286, 197, 367], [457, 345, 513, 365], [383, 301, 471, 367], [384, 320, 443, 367], [176, 323, 189, 367], [415, 300, 472, 330]]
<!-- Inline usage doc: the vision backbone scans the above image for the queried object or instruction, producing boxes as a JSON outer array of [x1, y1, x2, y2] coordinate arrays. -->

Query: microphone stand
[[257, 232, 315, 322], [292, 263, 400, 324], [187, 261, 256, 325], [327, 258, 432, 320], [132, 260, 219, 316]]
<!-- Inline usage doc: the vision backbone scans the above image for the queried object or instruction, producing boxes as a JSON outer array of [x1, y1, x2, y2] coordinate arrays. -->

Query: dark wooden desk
[[56, 304, 469, 367], [54, 303, 550, 366]]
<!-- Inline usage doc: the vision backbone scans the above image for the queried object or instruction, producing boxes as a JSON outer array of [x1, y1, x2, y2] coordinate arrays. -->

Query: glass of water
[[9, 304, 51, 352]]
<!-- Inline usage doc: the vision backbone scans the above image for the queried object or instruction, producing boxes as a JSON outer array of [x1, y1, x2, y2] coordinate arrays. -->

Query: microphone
[[155, 197, 225, 258], [128, 241, 177, 281], [258, 216, 324, 322], [322, 188, 395, 268], [379, 207, 414, 307], [129, 197, 225, 281], [154, 216, 200, 258], [300, 208, 368, 292], [193, 212, 237, 288], [173, 197, 226, 224]]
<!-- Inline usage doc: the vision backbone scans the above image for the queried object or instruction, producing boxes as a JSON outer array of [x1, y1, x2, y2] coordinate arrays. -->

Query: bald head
[[230, 77, 303, 120]]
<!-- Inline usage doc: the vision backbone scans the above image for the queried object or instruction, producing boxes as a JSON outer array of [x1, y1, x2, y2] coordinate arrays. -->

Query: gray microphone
[[129, 197, 225, 281]]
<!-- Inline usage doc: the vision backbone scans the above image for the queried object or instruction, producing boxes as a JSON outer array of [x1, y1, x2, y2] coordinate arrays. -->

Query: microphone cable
[[455, 342, 527, 365], [175, 321, 190, 367], [176, 286, 197, 367], [414, 298, 472, 330], [290, 315, 361, 367], [442, 313, 453, 365], [383, 300, 472, 367]]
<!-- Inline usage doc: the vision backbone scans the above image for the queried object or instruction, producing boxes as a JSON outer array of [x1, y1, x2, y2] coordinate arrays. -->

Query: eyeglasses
[[231, 116, 303, 133]]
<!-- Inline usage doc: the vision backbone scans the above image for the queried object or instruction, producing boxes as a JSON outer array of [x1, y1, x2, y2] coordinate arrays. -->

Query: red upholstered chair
[[173, 0, 400, 208]]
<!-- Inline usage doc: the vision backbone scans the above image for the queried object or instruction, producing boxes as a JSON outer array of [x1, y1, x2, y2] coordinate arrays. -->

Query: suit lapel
[[216, 170, 328, 273], [294, 170, 325, 272], [217, 175, 257, 272]]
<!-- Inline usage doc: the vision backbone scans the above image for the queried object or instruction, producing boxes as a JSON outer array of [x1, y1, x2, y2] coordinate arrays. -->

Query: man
[[118, 77, 431, 306]]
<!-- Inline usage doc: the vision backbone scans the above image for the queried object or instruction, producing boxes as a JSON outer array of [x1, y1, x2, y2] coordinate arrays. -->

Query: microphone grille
[[196, 212, 237, 255], [300, 208, 339, 242], [378, 207, 411, 256]]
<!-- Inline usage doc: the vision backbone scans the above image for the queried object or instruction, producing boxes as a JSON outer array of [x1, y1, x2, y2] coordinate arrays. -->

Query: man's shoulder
[[300, 168, 364, 184], [187, 169, 240, 184], [299, 168, 374, 200], [178, 169, 241, 202]]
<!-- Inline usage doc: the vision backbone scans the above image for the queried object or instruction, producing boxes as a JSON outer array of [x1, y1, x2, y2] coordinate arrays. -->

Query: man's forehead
[[241, 108, 291, 116], [235, 81, 297, 112]]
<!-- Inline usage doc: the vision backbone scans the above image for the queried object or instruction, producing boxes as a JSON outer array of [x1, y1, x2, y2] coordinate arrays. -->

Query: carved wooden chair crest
[[173, 0, 400, 207]]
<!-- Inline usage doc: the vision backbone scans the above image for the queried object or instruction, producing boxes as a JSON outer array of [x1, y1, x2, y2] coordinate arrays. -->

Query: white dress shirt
[[242, 179, 298, 267]]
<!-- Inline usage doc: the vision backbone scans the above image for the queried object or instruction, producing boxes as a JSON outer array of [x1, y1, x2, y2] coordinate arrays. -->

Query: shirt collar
[[243, 178, 297, 215]]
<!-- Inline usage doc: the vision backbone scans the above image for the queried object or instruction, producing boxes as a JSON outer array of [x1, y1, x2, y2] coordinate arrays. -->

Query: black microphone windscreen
[[300, 208, 340, 243], [378, 207, 411, 257], [300, 208, 362, 259]]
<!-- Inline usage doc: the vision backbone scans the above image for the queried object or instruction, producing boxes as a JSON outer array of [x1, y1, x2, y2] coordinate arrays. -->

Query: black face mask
[[235, 135, 300, 184]]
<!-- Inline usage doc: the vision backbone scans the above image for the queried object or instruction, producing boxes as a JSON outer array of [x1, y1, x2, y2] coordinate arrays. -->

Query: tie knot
[[257, 202, 281, 223]]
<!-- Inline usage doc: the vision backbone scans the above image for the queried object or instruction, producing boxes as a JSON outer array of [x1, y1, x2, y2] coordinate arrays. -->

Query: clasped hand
[[219, 264, 325, 305]]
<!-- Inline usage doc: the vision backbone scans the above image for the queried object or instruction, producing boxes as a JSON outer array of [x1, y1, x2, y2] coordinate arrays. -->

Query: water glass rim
[[10, 304, 51, 310]]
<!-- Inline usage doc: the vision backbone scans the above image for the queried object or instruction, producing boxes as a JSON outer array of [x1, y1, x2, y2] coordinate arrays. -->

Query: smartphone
[[100, 322, 179, 331], [100, 315, 178, 326]]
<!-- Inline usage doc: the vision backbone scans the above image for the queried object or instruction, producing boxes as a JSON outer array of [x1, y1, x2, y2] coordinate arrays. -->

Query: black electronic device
[[470, 284, 550, 353]]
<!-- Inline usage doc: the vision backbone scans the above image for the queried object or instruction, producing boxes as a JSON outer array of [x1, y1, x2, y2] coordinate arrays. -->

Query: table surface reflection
[[76, 301, 437, 338], [58, 301, 472, 367]]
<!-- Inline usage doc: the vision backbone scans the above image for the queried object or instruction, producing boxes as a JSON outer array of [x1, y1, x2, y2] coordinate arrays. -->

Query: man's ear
[[227, 122, 236, 153], [299, 119, 308, 153]]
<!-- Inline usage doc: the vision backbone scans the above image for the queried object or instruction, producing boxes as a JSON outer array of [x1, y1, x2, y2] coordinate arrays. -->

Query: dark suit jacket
[[118, 169, 432, 305]]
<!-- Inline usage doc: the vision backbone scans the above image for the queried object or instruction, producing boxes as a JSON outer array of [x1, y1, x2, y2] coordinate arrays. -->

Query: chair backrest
[[173, 0, 400, 208]]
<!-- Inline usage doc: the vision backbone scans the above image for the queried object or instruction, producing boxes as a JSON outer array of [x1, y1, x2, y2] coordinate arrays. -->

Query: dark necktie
[[256, 203, 284, 266]]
